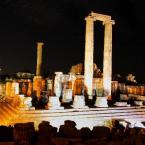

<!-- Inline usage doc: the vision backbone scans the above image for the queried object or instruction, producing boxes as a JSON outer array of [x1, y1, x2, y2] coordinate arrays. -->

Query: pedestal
[[72, 95, 88, 109], [95, 97, 108, 107], [47, 96, 64, 110]]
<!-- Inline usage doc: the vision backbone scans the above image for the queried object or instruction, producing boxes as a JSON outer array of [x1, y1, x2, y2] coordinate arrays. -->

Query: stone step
[[1, 102, 145, 130], [21, 107, 145, 118], [0, 103, 19, 126]]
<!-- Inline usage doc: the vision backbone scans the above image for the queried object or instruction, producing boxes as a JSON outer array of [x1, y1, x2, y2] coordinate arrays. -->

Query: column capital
[[85, 16, 94, 22], [37, 42, 44, 48], [103, 20, 115, 25]]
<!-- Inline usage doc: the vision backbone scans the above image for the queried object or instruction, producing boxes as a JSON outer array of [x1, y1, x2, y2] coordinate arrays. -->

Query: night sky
[[0, 0, 145, 82]]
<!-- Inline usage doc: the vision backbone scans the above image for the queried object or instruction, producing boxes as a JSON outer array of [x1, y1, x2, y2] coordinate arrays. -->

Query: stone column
[[36, 42, 44, 76], [54, 72, 63, 97], [84, 17, 94, 99], [103, 21, 113, 97]]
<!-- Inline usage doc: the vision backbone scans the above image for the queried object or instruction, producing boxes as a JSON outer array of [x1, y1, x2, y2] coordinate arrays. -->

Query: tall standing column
[[84, 17, 94, 99], [103, 21, 113, 97], [36, 42, 44, 76]]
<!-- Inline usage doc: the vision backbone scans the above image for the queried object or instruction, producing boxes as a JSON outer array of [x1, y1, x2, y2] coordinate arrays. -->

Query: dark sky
[[0, 0, 145, 82]]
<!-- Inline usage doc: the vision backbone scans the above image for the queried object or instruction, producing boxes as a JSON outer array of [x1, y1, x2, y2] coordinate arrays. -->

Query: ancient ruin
[[84, 12, 115, 107]]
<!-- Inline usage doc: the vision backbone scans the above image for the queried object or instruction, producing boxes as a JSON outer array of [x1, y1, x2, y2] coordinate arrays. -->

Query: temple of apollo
[[1, 12, 145, 130]]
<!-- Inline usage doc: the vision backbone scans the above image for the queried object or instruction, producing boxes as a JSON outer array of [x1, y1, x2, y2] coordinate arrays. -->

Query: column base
[[47, 96, 64, 110], [95, 96, 108, 107], [72, 95, 88, 109]]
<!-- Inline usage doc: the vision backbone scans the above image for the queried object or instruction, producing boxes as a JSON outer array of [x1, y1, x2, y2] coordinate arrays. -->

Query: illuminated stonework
[[33, 76, 42, 99], [36, 42, 44, 76], [54, 72, 63, 97], [72, 95, 88, 109], [84, 12, 115, 100], [5, 81, 19, 97], [84, 17, 94, 99], [46, 96, 64, 110], [103, 21, 114, 97], [5, 82, 12, 96], [0, 83, 5, 98], [95, 96, 108, 107], [19, 94, 32, 110], [62, 74, 75, 102]]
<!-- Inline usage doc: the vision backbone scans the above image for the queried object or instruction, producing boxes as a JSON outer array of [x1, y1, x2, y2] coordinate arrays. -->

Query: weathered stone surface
[[84, 12, 114, 100]]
